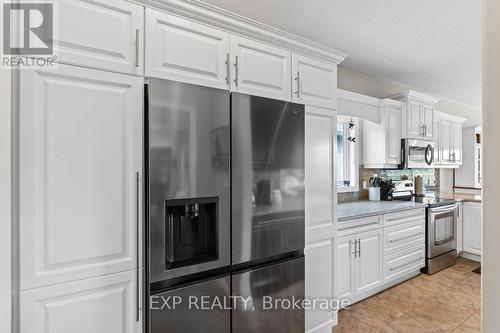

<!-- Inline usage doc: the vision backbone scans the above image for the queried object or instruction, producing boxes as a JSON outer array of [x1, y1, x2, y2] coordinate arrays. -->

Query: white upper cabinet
[[389, 91, 440, 140], [230, 35, 292, 101], [19, 64, 143, 289], [55, 0, 144, 75], [292, 54, 337, 109], [146, 9, 231, 89], [434, 111, 465, 168]]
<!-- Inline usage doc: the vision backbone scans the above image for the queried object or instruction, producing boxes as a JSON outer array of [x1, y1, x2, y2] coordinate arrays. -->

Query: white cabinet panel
[[55, 0, 143, 75], [422, 103, 434, 138], [230, 35, 291, 101], [451, 122, 463, 164], [384, 245, 424, 283], [305, 107, 335, 230], [20, 64, 143, 289], [146, 9, 230, 89], [292, 54, 337, 109], [20, 270, 142, 333], [457, 203, 463, 253], [407, 99, 422, 138], [335, 236, 355, 302], [440, 119, 452, 163], [355, 230, 383, 295], [385, 104, 402, 164], [305, 239, 335, 332], [463, 202, 482, 255]]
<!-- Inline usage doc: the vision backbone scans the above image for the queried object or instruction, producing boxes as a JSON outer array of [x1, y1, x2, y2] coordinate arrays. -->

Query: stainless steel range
[[393, 181, 458, 274]]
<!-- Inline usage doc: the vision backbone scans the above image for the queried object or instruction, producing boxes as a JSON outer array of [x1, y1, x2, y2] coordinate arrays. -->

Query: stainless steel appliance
[[231, 93, 305, 332], [400, 138, 435, 168], [146, 80, 305, 333], [147, 79, 231, 333]]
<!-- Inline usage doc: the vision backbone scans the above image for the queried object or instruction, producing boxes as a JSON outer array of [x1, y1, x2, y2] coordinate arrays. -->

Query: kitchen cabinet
[[335, 229, 383, 302], [19, 64, 143, 289], [55, 0, 144, 75], [457, 203, 463, 253], [434, 112, 465, 168], [362, 98, 404, 168], [146, 8, 231, 89], [455, 127, 482, 188], [230, 35, 292, 101], [305, 106, 337, 332], [463, 202, 482, 256], [292, 54, 337, 109], [389, 90, 440, 140], [20, 269, 143, 333]]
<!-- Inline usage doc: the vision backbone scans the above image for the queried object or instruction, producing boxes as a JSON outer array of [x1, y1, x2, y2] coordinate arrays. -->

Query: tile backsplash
[[338, 167, 440, 202]]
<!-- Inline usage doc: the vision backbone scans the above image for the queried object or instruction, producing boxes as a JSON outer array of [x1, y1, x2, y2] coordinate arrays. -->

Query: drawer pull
[[386, 215, 423, 223], [389, 257, 423, 271], [389, 232, 424, 243]]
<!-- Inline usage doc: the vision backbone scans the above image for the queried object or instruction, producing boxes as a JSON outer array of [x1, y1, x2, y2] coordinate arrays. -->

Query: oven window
[[434, 211, 455, 245]]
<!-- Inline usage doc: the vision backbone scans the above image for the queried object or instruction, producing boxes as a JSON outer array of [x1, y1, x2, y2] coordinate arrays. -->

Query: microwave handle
[[425, 144, 434, 165]]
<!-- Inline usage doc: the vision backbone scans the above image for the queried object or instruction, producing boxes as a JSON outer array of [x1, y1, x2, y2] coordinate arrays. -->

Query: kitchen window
[[337, 116, 359, 193]]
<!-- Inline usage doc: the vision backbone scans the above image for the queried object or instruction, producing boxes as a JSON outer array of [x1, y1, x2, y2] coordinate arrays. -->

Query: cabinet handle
[[135, 29, 140, 68], [294, 71, 300, 98], [389, 232, 424, 243], [358, 239, 361, 257], [135, 172, 140, 322], [234, 55, 239, 86], [225, 53, 230, 85], [389, 258, 423, 271]]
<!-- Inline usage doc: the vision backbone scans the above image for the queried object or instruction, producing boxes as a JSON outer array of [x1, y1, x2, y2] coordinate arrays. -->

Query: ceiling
[[199, 0, 482, 109]]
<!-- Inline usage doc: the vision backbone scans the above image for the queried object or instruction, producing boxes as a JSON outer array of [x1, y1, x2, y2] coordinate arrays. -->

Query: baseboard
[[460, 251, 481, 262], [306, 318, 336, 333]]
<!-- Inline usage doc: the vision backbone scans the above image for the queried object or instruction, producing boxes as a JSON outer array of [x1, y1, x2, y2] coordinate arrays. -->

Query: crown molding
[[387, 89, 441, 104], [131, 0, 348, 64]]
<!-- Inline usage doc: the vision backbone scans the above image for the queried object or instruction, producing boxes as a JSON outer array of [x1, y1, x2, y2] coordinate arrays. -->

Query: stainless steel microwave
[[400, 139, 435, 168]]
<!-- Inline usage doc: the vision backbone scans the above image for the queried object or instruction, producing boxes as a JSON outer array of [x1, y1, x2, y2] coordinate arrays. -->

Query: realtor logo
[[1, 1, 58, 68]]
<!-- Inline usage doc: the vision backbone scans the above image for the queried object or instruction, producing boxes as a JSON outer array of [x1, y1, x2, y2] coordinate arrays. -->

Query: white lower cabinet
[[463, 202, 482, 256], [20, 270, 143, 333], [457, 203, 463, 253], [335, 235, 355, 303]]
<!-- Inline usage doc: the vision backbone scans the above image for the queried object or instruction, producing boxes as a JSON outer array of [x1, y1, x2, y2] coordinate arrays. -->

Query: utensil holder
[[368, 187, 381, 201]]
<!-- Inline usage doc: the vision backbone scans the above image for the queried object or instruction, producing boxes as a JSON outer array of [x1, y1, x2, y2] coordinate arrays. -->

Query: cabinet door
[[292, 54, 337, 109], [355, 230, 383, 296], [463, 203, 482, 255], [230, 35, 291, 101], [407, 99, 423, 138], [385, 105, 402, 164], [433, 116, 441, 164], [440, 119, 452, 163], [20, 270, 142, 333], [19, 64, 143, 289], [457, 203, 463, 253], [335, 236, 355, 303], [451, 122, 463, 164], [475, 145, 482, 188], [422, 103, 434, 138], [55, 0, 143, 75], [146, 9, 230, 89]]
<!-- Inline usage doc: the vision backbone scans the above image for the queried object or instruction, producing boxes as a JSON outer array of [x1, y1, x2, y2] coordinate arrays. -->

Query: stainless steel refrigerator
[[146, 79, 304, 333]]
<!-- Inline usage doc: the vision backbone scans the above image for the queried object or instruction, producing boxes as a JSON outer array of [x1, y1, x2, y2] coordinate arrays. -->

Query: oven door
[[428, 204, 458, 258], [403, 139, 434, 168]]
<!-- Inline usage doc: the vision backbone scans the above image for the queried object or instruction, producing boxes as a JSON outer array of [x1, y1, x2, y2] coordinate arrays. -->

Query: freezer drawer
[[150, 275, 230, 333], [232, 257, 305, 333]]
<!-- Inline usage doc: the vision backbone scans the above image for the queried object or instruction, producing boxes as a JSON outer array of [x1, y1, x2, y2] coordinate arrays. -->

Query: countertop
[[436, 192, 482, 203], [338, 200, 427, 222]]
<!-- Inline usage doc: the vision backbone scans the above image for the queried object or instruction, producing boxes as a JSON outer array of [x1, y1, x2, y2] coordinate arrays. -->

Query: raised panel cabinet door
[[440, 119, 452, 163], [457, 203, 463, 253], [146, 9, 230, 89], [305, 107, 335, 230], [407, 99, 423, 138], [354, 229, 383, 296], [335, 236, 355, 302], [422, 103, 434, 138], [292, 54, 337, 109], [55, 0, 144, 75], [433, 116, 441, 164], [451, 122, 463, 164], [19, 64, 143, 289], [305, 238, 335, 332], [230, 35, 292, 101], [20, 270, 143, 333], [463, 203, 482, 255], [385, 105, 402, 164]]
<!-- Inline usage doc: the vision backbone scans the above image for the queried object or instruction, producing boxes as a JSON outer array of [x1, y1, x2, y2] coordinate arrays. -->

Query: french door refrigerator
[[146, 79, 305, 333]]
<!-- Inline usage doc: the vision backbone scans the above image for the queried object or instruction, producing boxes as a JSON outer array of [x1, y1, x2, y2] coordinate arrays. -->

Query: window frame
[[337, 116, 359, 193]]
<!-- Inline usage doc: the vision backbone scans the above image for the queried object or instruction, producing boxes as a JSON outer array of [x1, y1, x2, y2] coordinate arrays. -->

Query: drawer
[[384, 219, 425, 255], [383, 208, 426, 227], [338, 215, 382, 236], [384, 245, 425, 283]]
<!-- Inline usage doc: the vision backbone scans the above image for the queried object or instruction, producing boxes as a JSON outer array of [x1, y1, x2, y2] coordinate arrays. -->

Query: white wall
[[338, 66, 482, 127], [482, 1, 500, 331], [0, 69, 12, 333]]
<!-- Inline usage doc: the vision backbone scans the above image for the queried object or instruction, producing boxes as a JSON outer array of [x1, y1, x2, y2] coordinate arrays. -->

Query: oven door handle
[[430, 204, 459, 214]]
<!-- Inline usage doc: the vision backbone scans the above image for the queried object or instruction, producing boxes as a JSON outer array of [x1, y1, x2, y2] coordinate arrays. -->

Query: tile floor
[[333, 258, 481, 332]]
